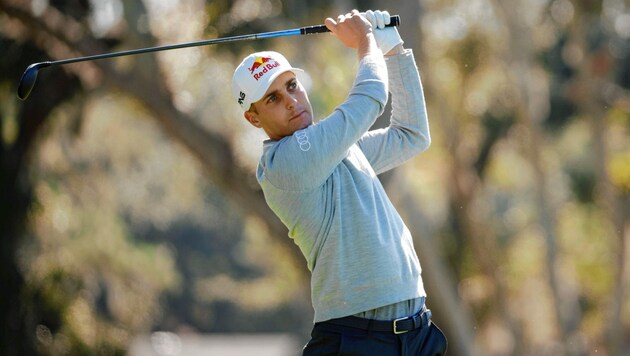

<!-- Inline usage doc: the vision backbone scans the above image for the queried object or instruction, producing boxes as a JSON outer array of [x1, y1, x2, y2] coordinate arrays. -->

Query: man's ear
[[244, 110, 261, 128]]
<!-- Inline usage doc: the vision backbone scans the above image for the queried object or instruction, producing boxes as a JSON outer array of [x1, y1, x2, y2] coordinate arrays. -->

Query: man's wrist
[[357, 33, 380, 59]]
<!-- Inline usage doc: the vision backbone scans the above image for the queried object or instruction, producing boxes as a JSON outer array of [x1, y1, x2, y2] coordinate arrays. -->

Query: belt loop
[[414, 307, 430, 330], [413, 314, 422, 330]]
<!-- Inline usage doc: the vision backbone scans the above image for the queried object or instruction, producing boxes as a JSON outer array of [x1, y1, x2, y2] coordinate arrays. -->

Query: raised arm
[[260, 11, 389, 190], [358, 50, 430, 174], [356, 11, 431, 174]]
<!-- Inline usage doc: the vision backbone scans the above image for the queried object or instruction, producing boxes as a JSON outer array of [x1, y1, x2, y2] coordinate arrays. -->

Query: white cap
[[232, 51, 303, 111]]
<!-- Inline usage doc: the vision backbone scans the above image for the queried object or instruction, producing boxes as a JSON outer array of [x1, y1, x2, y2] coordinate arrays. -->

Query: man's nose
[[286, 93, 298, 109]]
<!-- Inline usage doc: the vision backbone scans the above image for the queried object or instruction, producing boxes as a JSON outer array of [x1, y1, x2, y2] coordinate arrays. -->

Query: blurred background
[[1, 0, 629, 355]]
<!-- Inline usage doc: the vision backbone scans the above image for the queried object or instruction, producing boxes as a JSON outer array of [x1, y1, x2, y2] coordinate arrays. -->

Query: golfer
[[232, 9, 447, 355]]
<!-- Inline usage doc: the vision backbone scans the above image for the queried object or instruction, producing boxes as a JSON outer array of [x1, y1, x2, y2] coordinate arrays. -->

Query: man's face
[[244, 71, 313, 141]]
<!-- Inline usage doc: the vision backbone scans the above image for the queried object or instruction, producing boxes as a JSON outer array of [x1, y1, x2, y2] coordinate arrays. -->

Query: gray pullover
[[256, 49, 430, 322]]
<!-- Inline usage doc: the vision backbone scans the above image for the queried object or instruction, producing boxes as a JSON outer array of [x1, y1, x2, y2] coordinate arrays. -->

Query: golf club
[[17, 15, 400, 100]]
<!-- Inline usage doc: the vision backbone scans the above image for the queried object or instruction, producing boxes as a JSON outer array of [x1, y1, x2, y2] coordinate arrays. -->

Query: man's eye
[[289, 81, 298, 90], [267, 95, 277, 103]]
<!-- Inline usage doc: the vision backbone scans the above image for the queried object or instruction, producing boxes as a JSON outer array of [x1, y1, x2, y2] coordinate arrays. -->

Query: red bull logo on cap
[[249, 56, 280, 81]]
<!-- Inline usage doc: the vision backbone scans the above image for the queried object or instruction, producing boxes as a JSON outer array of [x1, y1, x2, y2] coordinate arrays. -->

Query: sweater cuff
[[384, 49, 415, 73]]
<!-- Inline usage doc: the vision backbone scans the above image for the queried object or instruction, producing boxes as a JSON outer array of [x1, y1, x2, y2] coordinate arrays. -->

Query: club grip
[[302, 15, 400, 35]]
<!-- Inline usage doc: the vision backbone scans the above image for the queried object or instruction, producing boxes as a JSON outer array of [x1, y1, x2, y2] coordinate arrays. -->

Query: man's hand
[[325, 10, 377, 58], [364, 10, 404, 56]]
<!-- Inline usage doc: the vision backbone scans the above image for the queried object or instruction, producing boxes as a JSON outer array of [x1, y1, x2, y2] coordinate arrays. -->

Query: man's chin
[[293, 113, 312, 128], [298, 120, 312, 131]]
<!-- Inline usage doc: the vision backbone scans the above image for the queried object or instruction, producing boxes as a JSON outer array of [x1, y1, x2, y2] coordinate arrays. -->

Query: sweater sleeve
[[357, 49, 430, 175], [259, 53, 389, 191]]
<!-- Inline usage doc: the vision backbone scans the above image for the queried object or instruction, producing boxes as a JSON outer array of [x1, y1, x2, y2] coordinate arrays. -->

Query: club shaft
[[18, 15, 400, 100], [49, 15, 400, 66], [53, 29, 303, 66]]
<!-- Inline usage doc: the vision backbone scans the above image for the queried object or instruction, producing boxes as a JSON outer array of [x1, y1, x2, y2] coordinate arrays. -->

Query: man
[[232, 9, 447, 355]]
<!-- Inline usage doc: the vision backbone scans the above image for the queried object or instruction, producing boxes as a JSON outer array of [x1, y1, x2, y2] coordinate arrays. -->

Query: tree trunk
[[491, 1, 585, 352]]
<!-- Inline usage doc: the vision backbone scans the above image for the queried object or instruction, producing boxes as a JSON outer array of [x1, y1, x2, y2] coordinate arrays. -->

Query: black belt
[[323, 308, 431, 335]]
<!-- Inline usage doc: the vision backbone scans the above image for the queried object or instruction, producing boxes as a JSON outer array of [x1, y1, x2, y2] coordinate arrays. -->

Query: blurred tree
[[419, 0, 629, 354], [0, 3, 84, 353], [0, 0, 331, 353]]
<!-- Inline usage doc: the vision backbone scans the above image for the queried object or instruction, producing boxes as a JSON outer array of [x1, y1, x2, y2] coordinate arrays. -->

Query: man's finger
[[325, 18, 337, 33], [365, 10, 376, 28], [375, 10, 386, 29], [382, 11, 391, 26]]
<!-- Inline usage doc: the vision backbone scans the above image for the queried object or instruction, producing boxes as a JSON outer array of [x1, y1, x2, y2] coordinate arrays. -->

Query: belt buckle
[[393, 317, 409, 334]]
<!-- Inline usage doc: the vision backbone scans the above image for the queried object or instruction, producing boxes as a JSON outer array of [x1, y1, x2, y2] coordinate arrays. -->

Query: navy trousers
[[303, 313, 447, 355]]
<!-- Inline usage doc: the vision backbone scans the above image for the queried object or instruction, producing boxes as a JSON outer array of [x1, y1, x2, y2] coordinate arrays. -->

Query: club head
[[17, 62, 51, 100]]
